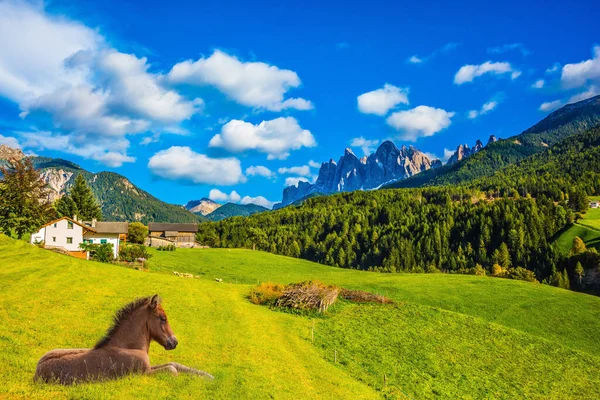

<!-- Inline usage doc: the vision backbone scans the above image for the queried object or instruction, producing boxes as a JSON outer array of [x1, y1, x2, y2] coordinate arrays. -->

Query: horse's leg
[[149, 364, 178, 376], [168, 362, 214, 380]]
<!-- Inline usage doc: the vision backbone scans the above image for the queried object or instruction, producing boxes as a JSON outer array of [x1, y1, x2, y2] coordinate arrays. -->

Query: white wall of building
[[44, 219, 84, 252], [30, 227, 46, 244], [83, 232, 121, 259]]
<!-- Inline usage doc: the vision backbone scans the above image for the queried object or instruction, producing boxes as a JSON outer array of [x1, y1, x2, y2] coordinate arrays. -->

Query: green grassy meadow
[[2, 235, 600, 399], [554, 197, 600, 254]]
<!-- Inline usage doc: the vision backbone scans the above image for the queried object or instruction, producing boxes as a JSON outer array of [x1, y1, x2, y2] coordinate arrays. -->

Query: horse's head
[[147, 294, 178, 350]]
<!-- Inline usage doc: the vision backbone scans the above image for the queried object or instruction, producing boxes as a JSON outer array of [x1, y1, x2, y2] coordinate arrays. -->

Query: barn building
[[147, 223, 199, 248]]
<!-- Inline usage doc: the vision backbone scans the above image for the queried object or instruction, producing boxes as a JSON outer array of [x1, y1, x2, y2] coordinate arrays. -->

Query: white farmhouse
[[590, 201, 599, 209], [30, 217, 128, 259]]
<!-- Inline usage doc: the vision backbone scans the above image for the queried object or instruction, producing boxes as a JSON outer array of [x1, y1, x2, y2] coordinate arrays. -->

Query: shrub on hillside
[[473, 264, 486, 276], [80, 242, 115, 263], [506, 267, 537, 282], [119, 244, 152, 262], [249, 282, 285, 306], [157, 244, 176, 251]]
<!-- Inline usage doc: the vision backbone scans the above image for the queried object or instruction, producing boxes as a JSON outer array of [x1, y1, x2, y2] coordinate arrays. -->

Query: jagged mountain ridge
[[276, 141, 444, 208], [447, 135, 497, 165]]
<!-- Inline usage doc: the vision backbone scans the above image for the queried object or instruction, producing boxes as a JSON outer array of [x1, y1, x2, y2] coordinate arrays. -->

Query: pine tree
[[0, 158, 53, 238], [562, 269, 571, 290], [574, 262, 584, 285], [70, 174, 102, 221], [55, 195, 79, 219]]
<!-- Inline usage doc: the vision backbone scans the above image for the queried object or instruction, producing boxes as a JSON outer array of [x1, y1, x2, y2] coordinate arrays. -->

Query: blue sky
[[0, 0, 599, 208]]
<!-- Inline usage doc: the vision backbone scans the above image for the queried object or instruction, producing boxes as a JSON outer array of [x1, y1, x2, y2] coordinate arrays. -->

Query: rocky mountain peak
[[0, 145, 24, 160], [447, 137, 493, 166], [487, 135, 498, 145], [185, 198, 221, 215], [278, 140, 441, 207]]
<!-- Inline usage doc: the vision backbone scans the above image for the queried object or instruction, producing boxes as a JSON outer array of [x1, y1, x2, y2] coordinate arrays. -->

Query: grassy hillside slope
[[554, 197, 600, 254], [2, 236, 600, 399]]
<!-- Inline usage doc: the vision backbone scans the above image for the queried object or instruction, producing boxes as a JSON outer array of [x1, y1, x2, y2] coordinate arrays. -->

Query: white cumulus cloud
[[0, 134, 21, 149], [561, 46, 600, 89], [245, 165, 274, 178], [168, 50, 312, 111], [285, 177, 309, 187], [19, 130, 135, 167], [209, 117, 316, 160], [408, 56, 423, 64], [539, 100, 562, 112], [0, 1, 202, 166], [468, 100, 498, 119], [209, 189, 241, 203], [386, 106, 455, 141], [454, 61, 520, 84], [209, 189, 275, 209], [240, 195, 275, 209], [148, 146, 245, 185], [308, 160, 321, 168], [278, 165, 312, 177], [357, 84, 409, 116], [532, 79, 545, 89], [350, 137, 380, 155]]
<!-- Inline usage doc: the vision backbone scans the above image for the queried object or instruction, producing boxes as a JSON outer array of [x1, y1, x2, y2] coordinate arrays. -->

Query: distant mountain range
[[276, 95, 600, 207], [184, 199, 268, 221], [275, 135, 498, 208], [275, 142, 442, 208]]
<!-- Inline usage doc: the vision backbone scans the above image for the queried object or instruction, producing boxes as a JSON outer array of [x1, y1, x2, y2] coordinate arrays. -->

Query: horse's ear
[[150, 294, 162, 310]]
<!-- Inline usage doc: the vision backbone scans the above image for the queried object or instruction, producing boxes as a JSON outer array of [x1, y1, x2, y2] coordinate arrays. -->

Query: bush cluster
[[157, 244, 176, 251], [119, 244, 152, 262]]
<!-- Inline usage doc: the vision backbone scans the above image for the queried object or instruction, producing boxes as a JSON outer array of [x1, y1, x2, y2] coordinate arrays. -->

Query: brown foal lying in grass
[[34, 295, 213, 384]]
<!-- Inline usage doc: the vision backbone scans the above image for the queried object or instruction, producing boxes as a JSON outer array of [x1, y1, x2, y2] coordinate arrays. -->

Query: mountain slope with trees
[[386, 95, 600, 189], [204, 203, 268, 221], [28, 156, 203, 223]]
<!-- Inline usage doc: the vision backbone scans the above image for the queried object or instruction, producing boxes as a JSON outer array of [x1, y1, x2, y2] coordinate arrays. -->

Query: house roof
[[89, 221, 129, 234], [148, 223, 198, 232], [41, 216, 95, 232]]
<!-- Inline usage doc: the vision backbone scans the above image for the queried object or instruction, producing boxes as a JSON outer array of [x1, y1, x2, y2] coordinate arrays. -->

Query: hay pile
[[249, 281, 393, 313], [276, 281, 340, 313]]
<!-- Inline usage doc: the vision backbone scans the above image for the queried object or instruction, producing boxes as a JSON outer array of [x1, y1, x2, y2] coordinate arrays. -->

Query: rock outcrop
[[0, 145, 24, 160], [185, 198, 221, 215], [446, 138, 489, 166]]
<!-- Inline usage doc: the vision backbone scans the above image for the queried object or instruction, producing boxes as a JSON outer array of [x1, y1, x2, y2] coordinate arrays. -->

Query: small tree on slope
[[0, 158, 53, 239]]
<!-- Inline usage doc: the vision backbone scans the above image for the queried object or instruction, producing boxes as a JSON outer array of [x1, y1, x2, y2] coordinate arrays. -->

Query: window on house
[[100, 239, 107, 244], [66, 237, 73, 244], [52, 237, 56, 242], [53, 223, 57, 228], [67, 221, 73, 229]]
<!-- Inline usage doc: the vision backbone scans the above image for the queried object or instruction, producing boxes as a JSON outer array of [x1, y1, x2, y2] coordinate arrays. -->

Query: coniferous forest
[[197, 126, 600, 295]]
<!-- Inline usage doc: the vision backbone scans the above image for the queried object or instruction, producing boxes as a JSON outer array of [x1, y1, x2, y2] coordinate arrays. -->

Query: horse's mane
[[94, 296, 151, 349]]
